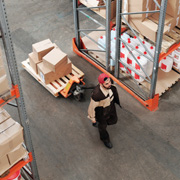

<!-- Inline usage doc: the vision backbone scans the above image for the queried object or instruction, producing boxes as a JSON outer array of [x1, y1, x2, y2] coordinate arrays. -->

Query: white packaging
[[111, 28, 116, 40], [142, 40, 152, 49], [134, 56, 148, 76], [121, 33, 130, 42], [130, 36, 141, 46], [132, 70, 146, 83], [127, 38, 138, 50], [143, 51, 154, 76], [159, 56, 173, 72], [173, 58, 180, 70], [98, 35, 106, 50], [173, 50, 180, 62], [168, 51, 174, 58], [119, 43, 129, 72]]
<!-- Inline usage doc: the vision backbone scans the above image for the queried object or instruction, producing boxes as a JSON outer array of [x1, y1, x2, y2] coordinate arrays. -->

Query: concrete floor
[[2, 0, 180, 180]]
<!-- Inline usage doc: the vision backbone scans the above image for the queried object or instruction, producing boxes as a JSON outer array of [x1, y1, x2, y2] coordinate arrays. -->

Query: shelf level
[[0, 153, 33, 180]]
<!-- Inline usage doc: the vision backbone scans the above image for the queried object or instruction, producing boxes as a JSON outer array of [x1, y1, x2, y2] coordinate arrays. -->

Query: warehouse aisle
[[3, 0, 180, 180]]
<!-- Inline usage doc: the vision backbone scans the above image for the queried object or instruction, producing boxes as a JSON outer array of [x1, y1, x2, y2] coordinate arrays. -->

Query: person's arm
[[112, 85, 122, 108], [88, 98, 99, 123]]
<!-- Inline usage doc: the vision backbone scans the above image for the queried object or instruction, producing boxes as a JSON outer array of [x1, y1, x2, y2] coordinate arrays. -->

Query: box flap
[[43, 48, 67, 66], [0, 109, 11, 124], [8, 145, 28, 165]]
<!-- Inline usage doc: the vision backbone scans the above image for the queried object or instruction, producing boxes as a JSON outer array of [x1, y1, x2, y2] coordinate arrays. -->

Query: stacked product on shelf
[[97, 30, 155, 83], [0, 49, 10, 96], [28, 39, 72, 84], [125, 0, 180, 42], [159, 56, 173, 73], [0, 108, 28, 176], [170, 47, 180, 71], [97, 28, 180, 83]]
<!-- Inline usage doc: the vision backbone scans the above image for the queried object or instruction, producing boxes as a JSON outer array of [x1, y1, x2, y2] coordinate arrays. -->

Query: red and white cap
[[98, 73, 110, 84]]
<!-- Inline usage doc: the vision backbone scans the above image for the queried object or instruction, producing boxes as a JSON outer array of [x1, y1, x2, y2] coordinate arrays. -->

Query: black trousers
[[96, 103, 117, 142]]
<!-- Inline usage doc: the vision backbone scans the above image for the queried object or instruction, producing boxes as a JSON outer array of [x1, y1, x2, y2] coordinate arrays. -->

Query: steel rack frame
[[73, 0, 180, 111], [0, 0, 40, 179]]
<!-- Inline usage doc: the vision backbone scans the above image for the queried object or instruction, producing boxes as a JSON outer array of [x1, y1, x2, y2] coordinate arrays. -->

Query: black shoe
[[92, 122, 98, 128], [103, 141, 113, 149]]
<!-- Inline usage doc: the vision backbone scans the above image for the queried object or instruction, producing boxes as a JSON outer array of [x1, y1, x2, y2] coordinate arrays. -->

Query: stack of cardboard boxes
[[124, 0, 180, 42], [29, 39, 72, 84], [0, 108, 28, 175], [0, 49, 10, 96]]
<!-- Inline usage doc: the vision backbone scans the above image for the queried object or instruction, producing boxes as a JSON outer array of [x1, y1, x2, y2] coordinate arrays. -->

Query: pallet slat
[[22, 59, 84, 97]]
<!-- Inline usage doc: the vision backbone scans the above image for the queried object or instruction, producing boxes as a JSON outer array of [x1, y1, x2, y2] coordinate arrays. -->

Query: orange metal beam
[[72, 37, 159, 111], [0, 152, 33, 180], [0, 84, 20, 108], [159, 42, 180, 62]]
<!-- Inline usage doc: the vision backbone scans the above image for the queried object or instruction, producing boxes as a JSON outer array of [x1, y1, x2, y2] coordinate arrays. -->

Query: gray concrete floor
[[2, 0, 180, 180]]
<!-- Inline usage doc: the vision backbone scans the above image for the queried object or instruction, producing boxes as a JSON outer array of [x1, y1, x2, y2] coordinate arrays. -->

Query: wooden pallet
[[22, 59, 84, 97]]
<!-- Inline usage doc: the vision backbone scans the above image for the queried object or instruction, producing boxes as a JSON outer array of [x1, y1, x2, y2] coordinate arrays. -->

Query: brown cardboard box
[[0, 154, 9, 175], [37, 60, 72, 84], [0, 118, 24, 158], [8, 145, 28, 165], [43, 48, 68, 72], [129, 17, 170, 42], [127, 0, 155, 22], [0, 145, 28, 176], [29, 52, 41, 74], [154, 0, 179, 18], [0, 74, 9, 96], [0, 55, 10, 95], [0, 108, 10, 124], [148, 13, 174, 25], [32, 39, 55, 61], [100, 0, 116, 19]]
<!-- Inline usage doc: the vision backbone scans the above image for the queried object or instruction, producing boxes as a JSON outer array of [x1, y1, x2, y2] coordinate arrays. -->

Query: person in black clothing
[[88, 73, 121, 149]]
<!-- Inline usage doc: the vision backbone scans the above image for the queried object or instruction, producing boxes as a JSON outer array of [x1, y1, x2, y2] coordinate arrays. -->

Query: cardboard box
[[0, 56, 10, 95], [154, 0, 179, 18], [0, 145, 28, 176], [8, 145, 28, 165], [37, 60, 72, 84], [0, 154, 9, 176], [129, 17, 170, 42], [0, 118, 24, 158], [127, 0, 155, 22], [43, 48, 68, 72], [148, 13, 174, 25], [32, 39, 55, 61], [0, 74, 9, 96], [29, 52, 41, 74], [0, 108, 10, 124]]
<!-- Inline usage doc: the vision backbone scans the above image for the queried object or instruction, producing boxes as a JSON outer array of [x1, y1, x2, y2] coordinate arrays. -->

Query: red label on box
[[135, 63, 140, 70], [161, 63, 167, 70], [127, 58, 132, 65], [120, 52, 125, 58], [135, 73, 140, 79]]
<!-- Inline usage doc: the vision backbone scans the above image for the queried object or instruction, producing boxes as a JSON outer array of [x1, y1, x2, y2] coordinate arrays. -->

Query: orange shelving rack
[[0, 0, 39, 179]]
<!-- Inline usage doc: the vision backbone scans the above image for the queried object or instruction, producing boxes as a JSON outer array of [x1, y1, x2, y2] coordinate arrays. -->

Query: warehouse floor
[[2, 0, 180, 180]]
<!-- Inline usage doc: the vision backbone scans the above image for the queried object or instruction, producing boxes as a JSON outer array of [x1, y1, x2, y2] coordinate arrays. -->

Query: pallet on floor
[[22, 59, 84, 97]]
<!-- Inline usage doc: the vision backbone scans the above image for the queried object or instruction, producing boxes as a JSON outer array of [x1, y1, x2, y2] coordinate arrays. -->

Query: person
[[88, 73, 121, 149]]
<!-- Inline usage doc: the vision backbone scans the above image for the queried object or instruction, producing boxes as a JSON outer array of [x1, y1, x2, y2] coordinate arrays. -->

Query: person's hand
[[92, 120, 96, 123]]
